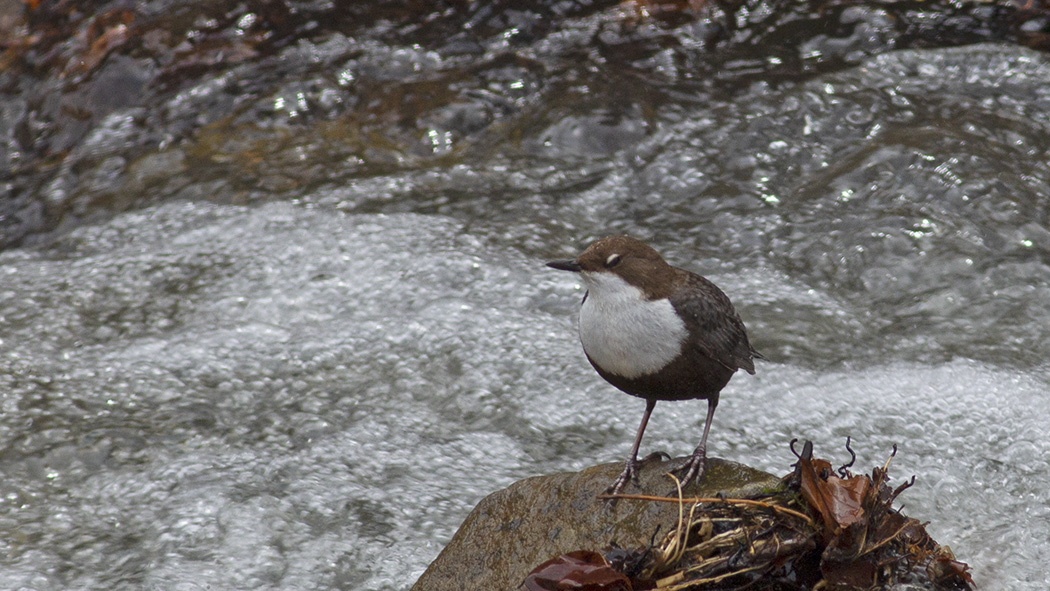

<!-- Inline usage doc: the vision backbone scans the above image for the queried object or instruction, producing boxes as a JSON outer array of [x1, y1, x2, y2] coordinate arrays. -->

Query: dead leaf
[[523, 550, 633, 591]]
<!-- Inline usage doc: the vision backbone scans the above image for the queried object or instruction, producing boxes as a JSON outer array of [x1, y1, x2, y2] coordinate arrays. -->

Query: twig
[[838, 436, 856, 477], [665, 474, 690, 566], [658, 563, 767, 590], [861, 518, 916, 557], [598, 493, 815, 526]]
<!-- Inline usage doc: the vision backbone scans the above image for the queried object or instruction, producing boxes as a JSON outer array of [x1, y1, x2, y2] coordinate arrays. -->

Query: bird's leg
[[605, 399, 657, 496], [673, 396, 719, 486]]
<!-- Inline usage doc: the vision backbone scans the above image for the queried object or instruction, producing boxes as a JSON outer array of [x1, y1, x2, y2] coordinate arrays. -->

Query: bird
[[547, 236, 760, 496]]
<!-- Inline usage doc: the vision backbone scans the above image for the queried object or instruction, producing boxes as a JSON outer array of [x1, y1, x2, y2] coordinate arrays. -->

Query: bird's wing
[[670, 273, 757, 374]]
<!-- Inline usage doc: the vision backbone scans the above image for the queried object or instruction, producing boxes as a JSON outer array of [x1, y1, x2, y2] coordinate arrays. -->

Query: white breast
[[578, 272, 687, 379]]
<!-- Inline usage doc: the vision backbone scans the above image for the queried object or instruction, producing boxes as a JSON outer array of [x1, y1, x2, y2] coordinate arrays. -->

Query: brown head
[[547, 236, 679, 300]]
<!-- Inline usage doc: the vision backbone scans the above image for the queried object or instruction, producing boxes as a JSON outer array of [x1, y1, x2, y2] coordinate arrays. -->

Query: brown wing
[[669, 271, 758, 375]]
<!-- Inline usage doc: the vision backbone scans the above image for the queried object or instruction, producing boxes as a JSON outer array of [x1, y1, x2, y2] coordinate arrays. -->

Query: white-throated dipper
[[547, 236, 760, 496]]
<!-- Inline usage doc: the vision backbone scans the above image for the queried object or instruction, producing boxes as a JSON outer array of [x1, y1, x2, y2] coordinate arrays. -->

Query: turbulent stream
[[2, 2, 1050, 590]]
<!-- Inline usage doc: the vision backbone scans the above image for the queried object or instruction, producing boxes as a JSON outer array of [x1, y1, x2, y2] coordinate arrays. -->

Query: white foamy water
[[3, 39, 1050, 591], [0, 200, 1046, 590]]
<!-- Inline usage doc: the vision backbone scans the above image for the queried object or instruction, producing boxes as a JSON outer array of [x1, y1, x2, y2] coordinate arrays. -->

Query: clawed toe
[[670, 448, 707, 487], [640, 450, 672, 463], [603, 459, 640, 499]]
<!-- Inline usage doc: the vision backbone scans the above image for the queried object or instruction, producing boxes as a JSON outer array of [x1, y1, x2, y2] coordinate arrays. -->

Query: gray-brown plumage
[[548, 236, 760, 496]]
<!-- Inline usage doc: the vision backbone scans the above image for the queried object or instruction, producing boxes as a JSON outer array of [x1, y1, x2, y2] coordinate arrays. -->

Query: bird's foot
[[640, 450, 672, 463], [603, 458, 640, 499], [670, 445, 707, 487]]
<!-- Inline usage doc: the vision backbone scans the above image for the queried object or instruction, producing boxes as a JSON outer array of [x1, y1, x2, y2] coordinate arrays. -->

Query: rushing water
[[2, 11, 1050, 591]]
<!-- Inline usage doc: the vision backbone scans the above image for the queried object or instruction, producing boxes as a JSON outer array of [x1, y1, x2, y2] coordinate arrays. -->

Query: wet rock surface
[[411, 455, 781, 591]]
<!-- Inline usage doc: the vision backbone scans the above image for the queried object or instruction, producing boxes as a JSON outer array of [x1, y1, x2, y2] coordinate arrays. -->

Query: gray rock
[[412, 455, 782, 591]]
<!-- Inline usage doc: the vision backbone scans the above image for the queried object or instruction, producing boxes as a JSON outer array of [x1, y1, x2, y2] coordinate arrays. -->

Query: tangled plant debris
[[523, 440, 974, 591]]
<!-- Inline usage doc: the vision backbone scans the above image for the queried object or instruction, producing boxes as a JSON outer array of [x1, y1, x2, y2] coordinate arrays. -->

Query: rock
[[411, 455, 782, 591]]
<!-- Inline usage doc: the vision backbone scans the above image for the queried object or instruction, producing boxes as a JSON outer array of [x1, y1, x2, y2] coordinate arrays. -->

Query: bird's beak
[[546, 259, 581, 272]]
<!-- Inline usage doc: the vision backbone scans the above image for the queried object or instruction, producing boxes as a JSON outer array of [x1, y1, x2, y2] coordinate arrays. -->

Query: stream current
[[1, 35, 1049, 591]]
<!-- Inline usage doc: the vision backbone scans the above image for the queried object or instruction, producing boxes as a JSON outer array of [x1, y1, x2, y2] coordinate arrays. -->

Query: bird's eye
[[604, 253, 622, 268]]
